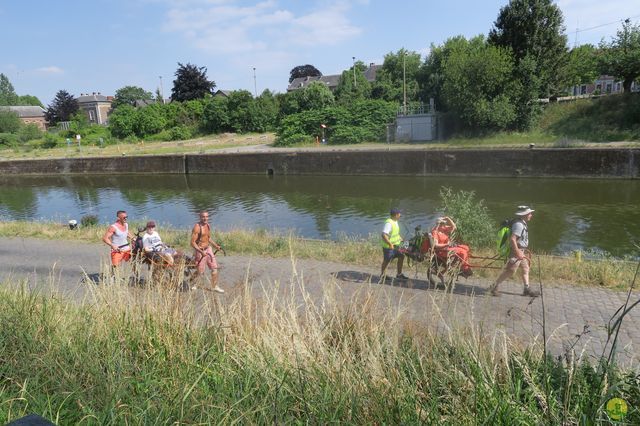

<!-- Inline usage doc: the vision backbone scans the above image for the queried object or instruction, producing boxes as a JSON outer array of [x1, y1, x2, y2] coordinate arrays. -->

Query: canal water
[[0, 174, 638, 257]]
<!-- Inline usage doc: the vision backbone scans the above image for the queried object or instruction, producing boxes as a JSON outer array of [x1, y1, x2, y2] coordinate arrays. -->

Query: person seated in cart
[[142, 221, 177, 266], [430, 216, 472, 277]]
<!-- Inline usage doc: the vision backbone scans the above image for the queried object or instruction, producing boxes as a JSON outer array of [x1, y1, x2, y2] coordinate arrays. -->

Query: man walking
[[490, 206, 539, 297], [380, 208, 408, 282], [102, 210, 134, 268], [190, 211, 224, 293]]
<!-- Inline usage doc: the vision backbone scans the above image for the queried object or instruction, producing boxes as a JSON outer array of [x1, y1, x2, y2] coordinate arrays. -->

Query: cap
[[390, 208, 402, 215], [146, 220, 156, 228], [515, 206, 535, 216]]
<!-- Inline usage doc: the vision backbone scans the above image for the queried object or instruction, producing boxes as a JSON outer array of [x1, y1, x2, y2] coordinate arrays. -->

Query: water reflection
[[0, 174, 638, 257]]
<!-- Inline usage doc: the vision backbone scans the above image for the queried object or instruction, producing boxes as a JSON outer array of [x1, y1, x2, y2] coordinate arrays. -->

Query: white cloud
[[34, 66, 64, 75], [558, 0, 640, 45], [163, 0, 362, 54]]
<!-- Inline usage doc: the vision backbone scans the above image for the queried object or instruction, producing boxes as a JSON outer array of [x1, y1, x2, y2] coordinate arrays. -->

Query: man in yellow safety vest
[[380, 208, 408, 282]]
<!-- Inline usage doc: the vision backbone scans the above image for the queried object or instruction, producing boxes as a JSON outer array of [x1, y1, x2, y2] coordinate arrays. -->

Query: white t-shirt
[[382, 221, 393, 235], [142, 231, 164, 251]]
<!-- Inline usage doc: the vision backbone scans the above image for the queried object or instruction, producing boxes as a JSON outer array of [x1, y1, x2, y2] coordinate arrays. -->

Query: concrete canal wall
[[1, 148, 638, 178]]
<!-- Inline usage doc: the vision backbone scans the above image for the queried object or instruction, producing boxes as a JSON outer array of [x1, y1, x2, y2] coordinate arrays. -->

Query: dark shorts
[[382, 248, 404, 262]]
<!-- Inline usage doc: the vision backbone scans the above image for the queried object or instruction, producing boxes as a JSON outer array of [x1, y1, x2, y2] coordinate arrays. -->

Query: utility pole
[[253, 67, 257, 97], [352, 56, 357, 88], [403, 51, 407, 115]]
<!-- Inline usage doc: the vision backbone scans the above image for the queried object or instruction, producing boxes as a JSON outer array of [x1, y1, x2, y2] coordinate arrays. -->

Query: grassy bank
[[0, 220, 637, 289], [1, 266, 639, 424]]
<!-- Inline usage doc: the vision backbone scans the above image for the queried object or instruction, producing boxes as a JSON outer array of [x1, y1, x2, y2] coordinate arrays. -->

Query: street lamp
[[253, 67, 257, 97], [158, 75, 164, 104], [352, 56, 357, 88]]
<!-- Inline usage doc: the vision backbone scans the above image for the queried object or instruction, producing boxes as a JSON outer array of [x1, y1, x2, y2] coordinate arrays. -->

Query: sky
[[2, 0, 639, 106]]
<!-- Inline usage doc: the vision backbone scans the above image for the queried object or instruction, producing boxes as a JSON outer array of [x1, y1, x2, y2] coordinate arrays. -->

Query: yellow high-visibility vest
[[381, 218, 401, 248]]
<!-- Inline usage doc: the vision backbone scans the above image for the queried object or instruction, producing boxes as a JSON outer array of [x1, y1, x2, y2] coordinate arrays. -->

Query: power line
[[572, 14, 640, 35]]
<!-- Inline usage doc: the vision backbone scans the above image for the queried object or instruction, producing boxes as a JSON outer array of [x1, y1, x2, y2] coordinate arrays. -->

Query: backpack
[[496, 219, 513, 259]]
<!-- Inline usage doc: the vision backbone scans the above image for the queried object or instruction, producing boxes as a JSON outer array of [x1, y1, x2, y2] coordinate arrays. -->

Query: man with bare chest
[[190, 211, 224, 293]]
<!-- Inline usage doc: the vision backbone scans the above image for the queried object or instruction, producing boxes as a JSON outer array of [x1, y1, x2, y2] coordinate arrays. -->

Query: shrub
[[438, 187, 495, 248], [108, 105, 137, 138], [80, 214, 99, 227], [18, 124, 43, 142], [0, 132, 19, 147], [169, 125, 192, 140], [41, 133, 60, 148]]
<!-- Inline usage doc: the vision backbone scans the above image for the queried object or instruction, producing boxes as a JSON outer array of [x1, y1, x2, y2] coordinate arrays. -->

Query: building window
[[580, 85, 587, 95], [606, 83, 612, 93], [89, 110, 95, 121]]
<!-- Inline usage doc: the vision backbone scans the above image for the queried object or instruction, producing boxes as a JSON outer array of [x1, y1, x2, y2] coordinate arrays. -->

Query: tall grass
[[1, 254, 638, 424]]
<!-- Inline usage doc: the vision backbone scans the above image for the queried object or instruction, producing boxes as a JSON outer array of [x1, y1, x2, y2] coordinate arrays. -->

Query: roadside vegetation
[[1, 253, 638, 424]]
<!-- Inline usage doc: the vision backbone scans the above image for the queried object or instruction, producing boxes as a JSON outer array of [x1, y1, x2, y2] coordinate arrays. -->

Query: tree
[[598, 19, 640, 93], [371, 49, 422, 103], [0, 74, 18, 106], [334, 61, 371, 105], [108, 105, 137, 138], [45, 90, 79, 125], [112, 85, 153, 109], [202, 97, 230, 133], [289, 64, 322, 84], [0, 110, 21, 133], [559, 44, 599, 93], [16, 95, 43, 107], [488, 0, 568, 97], [171, 62, 216, 102], [426, 36, 519, 132]]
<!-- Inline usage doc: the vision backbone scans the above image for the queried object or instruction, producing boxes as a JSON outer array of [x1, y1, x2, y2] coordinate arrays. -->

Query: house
[[287, 63, 382, 92], [214, 90, 233, 98], [0, 105, 47, 130], [571, 75, 639, 96], [77, 92, 113, 125]]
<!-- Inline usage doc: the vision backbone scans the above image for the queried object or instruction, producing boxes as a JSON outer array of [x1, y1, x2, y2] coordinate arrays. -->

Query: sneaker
[[522, 287, 540, 297], [396, 273, 409, 280], [212, 286, 225, 294]]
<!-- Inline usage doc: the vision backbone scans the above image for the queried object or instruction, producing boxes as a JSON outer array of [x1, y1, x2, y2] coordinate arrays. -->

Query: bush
[[17, 124, 43, 142], [80, 214, 99, 227], [108, 105, 137, 138], [0, 110, 21, 133], [0, 132, 19, 147], [438, 187, 495, 248], [41, 133, 60, 148], [169, 125, 193, 140]]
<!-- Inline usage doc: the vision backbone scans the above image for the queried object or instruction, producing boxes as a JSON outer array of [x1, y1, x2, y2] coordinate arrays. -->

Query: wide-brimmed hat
[[146, 220, 156, 228], [515, 206, 535, 216]]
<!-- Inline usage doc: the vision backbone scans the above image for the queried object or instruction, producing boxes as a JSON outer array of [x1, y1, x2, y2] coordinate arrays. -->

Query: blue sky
[[2, 0, 638, 106]]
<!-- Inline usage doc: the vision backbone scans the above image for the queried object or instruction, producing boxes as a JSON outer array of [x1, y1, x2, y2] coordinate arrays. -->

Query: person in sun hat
[[490, 205, 539, 297], [142, 220, 177, 266], [380, 207, 409, 282]]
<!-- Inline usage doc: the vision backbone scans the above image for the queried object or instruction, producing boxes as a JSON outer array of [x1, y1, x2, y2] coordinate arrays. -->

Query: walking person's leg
[[205, 247, 224, 293], [490, 260, 518, 296]]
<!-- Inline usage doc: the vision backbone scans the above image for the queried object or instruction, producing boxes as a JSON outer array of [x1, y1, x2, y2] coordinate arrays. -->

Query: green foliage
[[438, 187, 494, 248], [488, 0, 568, 97], [439, 35, 519, 131], [598, 19, 640, 93], [0, 74, 18, 106], [112, 85, 153, 109], [0, 132, 19, 146], [563, 44, 599, 89], [16, 95, 43, 107], [537, 94, 640, 141], [17, 124, 42, 143], [108, 105, 137, 138], [136, 104, 167, 136], [371, 48, 422, 103], [226, 90, 257, 133], [253, 90, 279, 132], [275, 100, 396, 146], [41, 133, 60, 148], [171, 62, 216, 102], [80, 214, 99, 227], [0, 110, 21, 133], [201, 97, 231, 133], [45, 90, 79, 125], [334, 61, 372, 104], [168, 125, 192, 140]]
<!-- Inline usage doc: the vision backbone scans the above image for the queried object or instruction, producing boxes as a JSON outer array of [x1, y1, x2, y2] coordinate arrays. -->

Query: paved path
[[2, 237, 639, 367]]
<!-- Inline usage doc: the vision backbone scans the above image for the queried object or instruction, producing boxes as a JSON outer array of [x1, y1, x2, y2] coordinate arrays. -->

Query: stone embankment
[[1, 148, 638, 178]]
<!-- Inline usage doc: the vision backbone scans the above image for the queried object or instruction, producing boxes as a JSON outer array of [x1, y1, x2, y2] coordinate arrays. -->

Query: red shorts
[[194, 246, 218, 273], [111, 250, 131, 266]]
